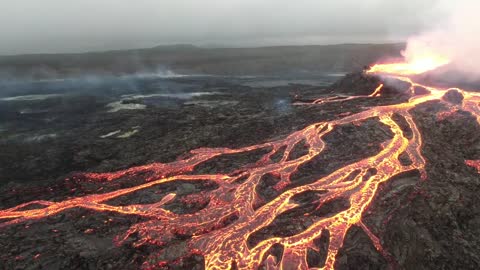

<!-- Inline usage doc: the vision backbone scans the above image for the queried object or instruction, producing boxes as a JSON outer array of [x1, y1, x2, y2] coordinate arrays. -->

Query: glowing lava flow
[[1, 60, 480, 269], [368, 55, 450, 76], [369, 84, 384, 97]]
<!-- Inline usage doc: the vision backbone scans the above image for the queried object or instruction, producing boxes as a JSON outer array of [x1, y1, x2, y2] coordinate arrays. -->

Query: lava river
[[1, 60, 480, 270]]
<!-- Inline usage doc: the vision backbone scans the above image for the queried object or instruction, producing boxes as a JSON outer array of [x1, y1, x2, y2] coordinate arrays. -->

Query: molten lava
[[369, 84, 384, 97], [1, 56, 480, 269], [367, 54, 449, 76]]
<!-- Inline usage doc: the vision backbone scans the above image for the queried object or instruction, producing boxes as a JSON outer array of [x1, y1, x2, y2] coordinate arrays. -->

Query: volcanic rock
[[442, 89, 464, 104]]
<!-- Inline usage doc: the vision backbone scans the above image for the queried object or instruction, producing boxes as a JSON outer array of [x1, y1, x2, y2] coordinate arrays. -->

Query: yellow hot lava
[[367, 54, 450, 76]]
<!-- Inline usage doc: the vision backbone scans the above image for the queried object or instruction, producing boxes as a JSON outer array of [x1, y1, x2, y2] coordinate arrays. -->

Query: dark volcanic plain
[[1, 45, 480, 270]]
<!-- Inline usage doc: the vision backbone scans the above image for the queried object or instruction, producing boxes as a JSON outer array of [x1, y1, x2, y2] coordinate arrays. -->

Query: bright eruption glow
[[1, 59, 479, 269], [367, 54, 450, 76]]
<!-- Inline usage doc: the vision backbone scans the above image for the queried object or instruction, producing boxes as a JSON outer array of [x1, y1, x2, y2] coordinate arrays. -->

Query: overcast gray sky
[[0, 0, 453, 55]]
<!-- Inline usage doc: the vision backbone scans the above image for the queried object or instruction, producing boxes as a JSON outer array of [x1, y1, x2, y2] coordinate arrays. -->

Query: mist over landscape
[[0, 0, 451, 55]]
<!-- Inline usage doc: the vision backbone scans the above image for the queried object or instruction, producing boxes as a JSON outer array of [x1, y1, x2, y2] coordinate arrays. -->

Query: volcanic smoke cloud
[[403, 0, 480, 78]]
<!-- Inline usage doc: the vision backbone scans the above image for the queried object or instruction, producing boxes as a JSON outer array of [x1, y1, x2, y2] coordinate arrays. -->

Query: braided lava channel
[[1, 61, 480, 269]]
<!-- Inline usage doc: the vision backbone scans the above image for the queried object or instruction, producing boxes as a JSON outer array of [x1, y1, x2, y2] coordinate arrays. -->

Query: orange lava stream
[[1, 62, 480, 269], [369, 84, 384, 97], [367, 55, 450, 76]]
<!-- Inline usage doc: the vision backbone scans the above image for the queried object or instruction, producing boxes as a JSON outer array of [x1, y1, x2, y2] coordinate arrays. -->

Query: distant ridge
[[150, 44, 199, 51], [0, 43, 404, 79]]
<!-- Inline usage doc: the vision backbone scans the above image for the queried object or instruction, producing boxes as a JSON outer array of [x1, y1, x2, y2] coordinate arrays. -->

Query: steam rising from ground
[[403, 1, 480, 78]]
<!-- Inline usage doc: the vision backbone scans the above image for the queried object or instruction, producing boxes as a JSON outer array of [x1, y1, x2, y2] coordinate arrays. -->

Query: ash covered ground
[[0, 71, 480, 270]]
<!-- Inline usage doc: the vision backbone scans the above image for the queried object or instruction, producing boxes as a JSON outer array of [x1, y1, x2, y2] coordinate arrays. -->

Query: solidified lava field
[[1, 70, 480, 270]]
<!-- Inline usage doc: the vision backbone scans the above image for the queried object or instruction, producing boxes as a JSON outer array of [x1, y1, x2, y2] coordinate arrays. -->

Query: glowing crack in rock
[[466, 160, 480, 173], [1, 56, 480, 269]]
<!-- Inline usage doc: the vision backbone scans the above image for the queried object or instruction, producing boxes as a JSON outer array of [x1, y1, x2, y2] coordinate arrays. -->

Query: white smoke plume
[[403, 0, 480, 78]]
